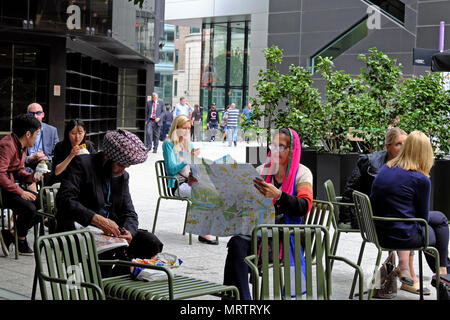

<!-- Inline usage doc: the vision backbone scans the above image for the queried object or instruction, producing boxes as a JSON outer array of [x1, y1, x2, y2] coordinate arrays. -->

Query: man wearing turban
[[56, 129, 163, 272]]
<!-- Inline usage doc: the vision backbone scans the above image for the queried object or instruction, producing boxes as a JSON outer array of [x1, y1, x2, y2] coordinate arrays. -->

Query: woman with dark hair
[[223, 128, 314, 299], [51, 119, 96, 183]]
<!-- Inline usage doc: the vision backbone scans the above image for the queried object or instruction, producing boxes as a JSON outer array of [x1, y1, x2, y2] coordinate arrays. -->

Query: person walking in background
[[224, 103, 240, 147], [159, 106, 173, 142], [370, 131, 450, 300], [26, 102, 59, 168], [221, 105, 229, 143], [241, 103, 253, 144], [173, 97, 193, 118], [206, 103, 219, 142], [191, 104, 202, 142], [145, 92, 165, 153]]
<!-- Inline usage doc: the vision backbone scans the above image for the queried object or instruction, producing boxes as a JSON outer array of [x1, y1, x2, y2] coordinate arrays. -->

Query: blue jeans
[[227, 126, 238, 146]]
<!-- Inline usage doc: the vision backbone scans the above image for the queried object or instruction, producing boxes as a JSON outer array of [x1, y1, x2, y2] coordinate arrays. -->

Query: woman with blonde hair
[[162, 115, 217, 245], [371, 131, 449, 299]]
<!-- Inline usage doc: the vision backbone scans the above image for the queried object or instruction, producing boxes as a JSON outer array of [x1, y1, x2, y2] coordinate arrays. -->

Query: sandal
[[394, 267, 414, 286], [400, 282, 431, 295]]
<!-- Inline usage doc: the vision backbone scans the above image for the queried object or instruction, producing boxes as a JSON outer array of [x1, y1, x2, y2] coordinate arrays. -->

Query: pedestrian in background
[[145, 92, 164, 153], [160, 106, 173, 142], [206, 103, 219, 142], [191, 104, 202, 142], [224, 103, 240, 147]]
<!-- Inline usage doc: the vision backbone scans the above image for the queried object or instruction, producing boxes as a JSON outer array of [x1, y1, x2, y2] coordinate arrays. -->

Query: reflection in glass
[[212, 23, 227, 87], [230, 22, 245, 87]]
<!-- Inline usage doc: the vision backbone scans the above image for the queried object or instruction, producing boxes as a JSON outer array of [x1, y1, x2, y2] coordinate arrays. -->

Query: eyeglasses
[[29, 111, 43, 116], [269, 144, 288, 152]]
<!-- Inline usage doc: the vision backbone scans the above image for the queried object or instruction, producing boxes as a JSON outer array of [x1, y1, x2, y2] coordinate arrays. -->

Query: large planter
[[246, 146, 360, 200], [430, 159, 450, 220], [301, 150, 360, 201]]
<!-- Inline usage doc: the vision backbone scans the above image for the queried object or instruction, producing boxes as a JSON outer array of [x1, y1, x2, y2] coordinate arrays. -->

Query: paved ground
[[0, 139, 445, 301]]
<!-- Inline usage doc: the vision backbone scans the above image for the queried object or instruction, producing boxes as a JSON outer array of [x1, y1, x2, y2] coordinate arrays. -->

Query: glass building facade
[[154, 24, 174, 108], [0, 0, 164, 145], [200, 21, 250, 111]]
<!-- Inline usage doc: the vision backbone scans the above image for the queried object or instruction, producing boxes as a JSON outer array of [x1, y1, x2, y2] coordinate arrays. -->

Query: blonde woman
[[371, 131, 449, 299], [162, 115, 218, 245]]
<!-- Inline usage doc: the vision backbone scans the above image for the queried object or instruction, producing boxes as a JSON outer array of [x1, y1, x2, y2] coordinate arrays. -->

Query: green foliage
[[248, 45, 450, 158], [395, 72, 450, 158], [129, 0, 144, 8]]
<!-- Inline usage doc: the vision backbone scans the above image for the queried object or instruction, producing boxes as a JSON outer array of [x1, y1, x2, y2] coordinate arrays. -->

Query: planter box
[[246, 146, 360, 200], [301, 151, 360, 201], [430, 159, 450, 220]]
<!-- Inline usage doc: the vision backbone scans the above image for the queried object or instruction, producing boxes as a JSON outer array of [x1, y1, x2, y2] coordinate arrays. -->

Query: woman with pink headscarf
[[223, 128, 313, 300]]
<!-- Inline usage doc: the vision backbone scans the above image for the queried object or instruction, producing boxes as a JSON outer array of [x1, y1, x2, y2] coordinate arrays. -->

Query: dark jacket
[[55, 152, 139, 237], [50, 140, 97, 184], [146, 99, 165, 126], [341, 150, 387, 226]]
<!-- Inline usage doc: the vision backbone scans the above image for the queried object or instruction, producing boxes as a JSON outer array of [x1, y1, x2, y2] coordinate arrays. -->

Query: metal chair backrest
[[303, 200, 334, 260], [39, 184, 60, 218], [155, 160, 179, 198], [352, 191, 380, 246], [249, 224, 331, 300], [323, 179, 340, 224], [34, 229, 105, 300]]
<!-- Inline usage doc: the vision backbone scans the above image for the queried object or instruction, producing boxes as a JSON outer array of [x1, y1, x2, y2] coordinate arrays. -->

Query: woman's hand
[[70, 145, 81, 157], [191, 148, 200, 157], [187, 171, 198, 186], [253, 177, 282, 199]]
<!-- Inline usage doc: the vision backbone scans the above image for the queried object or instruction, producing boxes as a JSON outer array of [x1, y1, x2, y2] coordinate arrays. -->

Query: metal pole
[[439, 21, 445, 52]]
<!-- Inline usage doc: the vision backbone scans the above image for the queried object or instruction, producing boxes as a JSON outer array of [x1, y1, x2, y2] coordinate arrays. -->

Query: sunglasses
[[29, 111, 43, 116]]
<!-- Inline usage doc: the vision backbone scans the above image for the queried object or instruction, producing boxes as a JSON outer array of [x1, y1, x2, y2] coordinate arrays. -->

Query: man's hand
[[91, 214, 120, 237], [21, 190, 37, 202], [119, 227, 133, 244], [30, 150, 47, 162]]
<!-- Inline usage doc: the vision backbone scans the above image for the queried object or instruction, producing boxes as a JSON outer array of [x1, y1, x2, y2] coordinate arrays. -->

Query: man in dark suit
[[26, 103, 59, 167], [56, 129, 163, 275], [145, 92, 165, 153]]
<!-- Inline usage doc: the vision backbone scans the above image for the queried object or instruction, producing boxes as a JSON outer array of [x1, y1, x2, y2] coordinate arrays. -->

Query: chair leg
[[367, 249, 382, 300], [419, 250, 424, 300], [152, 197, 162, 234], [13, 213, 18, 259], [182, 200, 190, 236], [31, 265, 38, 300], [349, 240, 366, 299]]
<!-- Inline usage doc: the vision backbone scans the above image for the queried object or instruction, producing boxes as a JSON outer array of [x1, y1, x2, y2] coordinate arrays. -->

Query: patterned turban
[[102, 129, 147, 166]]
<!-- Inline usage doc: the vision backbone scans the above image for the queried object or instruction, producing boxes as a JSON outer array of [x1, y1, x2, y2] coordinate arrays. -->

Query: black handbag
[[373, 251, 398, 299]]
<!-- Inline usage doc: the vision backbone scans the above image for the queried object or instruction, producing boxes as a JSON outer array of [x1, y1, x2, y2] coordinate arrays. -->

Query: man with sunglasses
[[26, 103, 59, 168], [56, 129, 163, 276]]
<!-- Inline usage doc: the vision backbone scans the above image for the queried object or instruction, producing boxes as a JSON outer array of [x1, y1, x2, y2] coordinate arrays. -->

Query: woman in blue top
[[371, 131, 449, 297], [162, 115, 218, 245]]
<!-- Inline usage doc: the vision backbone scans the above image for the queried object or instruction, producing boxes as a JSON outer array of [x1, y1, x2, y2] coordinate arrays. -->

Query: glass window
[[175, 49, 179, 70], [174, 79, 178, 96], [212, 23, 227, 87], [175, 25, 179, 39], [190, 27, 200, 34], [230, 22, 245, 87], [311, 17, 368, 73], [362, 0, 405, 24]]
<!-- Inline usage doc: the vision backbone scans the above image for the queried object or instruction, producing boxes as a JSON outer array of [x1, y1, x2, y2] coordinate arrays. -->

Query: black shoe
[[152, 149, 157, 153], [431, 275, 450, 292], [198, 236, 219, 245], [1, 229, 13, 256], [234, 141, 237, 147], [18, 239, 33, 256]]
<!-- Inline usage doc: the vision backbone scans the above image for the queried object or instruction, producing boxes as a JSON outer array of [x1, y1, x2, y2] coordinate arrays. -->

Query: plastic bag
[[130, 253, 183, 282], [34, 160, 50, 179]]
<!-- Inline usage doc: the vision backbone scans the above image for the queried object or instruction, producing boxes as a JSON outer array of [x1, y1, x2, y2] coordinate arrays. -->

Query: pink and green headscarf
[[261, 128, 302, 205]]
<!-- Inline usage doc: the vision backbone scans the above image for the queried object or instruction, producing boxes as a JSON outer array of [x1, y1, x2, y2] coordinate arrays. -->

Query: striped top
[[225, 108, 240, 127]]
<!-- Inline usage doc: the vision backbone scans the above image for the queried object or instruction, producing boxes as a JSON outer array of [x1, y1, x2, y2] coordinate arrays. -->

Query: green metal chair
[[31, 183, 60, 299], [350, 191, 441, 300], [323, 179, 360, 267], [34, 229, 240, 300], [244, 224, 364, 300], [0, 188, 19, 259], [153, 160, 198, 245]]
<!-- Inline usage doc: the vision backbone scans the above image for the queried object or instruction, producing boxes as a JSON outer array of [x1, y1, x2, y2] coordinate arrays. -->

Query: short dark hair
[[12, 114, 41, 138], [63, 119, 87, 147]]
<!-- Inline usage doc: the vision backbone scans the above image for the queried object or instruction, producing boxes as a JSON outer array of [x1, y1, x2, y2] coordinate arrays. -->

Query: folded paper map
[[185, 154, 275, 237]]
